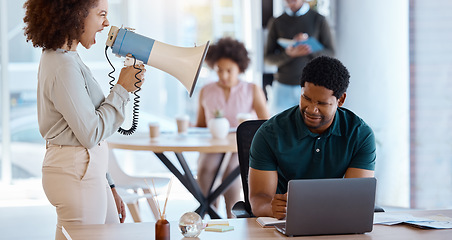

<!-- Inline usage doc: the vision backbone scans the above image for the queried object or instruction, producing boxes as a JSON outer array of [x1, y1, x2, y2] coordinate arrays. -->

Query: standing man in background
[[265, 0, 335, 115]]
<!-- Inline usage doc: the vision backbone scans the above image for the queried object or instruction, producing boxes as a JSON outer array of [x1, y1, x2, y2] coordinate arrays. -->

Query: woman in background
[[196, 37, 269, 218], [23, 0, 144, 239]]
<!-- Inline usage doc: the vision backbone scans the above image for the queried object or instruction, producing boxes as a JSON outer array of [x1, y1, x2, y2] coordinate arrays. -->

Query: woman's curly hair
[[205, 37, 250, 73], [300, 56, 350, 99], [23, 0, 98, 50]]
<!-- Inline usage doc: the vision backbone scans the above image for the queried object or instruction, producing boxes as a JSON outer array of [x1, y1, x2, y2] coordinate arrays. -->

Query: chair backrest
[[108, 148, 169, 190], [236, 120, 266, 217]]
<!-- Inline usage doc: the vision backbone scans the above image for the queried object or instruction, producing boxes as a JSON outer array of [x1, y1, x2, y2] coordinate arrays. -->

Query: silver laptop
[[275, 178, 376, 237]]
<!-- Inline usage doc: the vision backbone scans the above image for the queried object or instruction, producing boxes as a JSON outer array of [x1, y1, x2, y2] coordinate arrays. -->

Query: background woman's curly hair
[[23, 0, 98, 50], [205, 37, 250, 73]]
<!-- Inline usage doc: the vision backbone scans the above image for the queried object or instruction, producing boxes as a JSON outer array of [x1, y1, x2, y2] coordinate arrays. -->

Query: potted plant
[[208, 110, 230, 139]]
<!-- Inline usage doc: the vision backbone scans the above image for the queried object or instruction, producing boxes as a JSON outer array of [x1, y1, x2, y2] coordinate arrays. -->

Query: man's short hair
[[300, 56, 350, 99]]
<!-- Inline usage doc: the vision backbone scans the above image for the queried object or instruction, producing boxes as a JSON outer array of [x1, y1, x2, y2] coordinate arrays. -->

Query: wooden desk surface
[[63, 209, 452, 240], [107, 131, 237, 153]]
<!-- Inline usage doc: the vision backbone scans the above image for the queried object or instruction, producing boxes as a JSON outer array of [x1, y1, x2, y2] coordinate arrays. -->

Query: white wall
[[336, 1, 410, 207]]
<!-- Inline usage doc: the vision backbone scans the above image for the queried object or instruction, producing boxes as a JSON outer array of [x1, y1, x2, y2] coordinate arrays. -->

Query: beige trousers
[[42, 141, 118, 240]]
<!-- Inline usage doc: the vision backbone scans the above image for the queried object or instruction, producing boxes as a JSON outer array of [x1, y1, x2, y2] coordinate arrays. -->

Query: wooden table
[[107, 130, 238, 219], [63, 209, 452, 240]]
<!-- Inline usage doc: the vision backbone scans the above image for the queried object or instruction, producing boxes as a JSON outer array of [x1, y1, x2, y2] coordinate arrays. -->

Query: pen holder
[[155, 219, 170, 240]]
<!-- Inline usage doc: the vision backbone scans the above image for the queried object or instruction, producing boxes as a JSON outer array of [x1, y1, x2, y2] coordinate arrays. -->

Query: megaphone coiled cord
[[105, 46, 141, 135]]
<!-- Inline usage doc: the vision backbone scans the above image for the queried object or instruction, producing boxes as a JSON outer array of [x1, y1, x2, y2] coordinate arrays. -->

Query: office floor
[[0, 178, 226, 240]]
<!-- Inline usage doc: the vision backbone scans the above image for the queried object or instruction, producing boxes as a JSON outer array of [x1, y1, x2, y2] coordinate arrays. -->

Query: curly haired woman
[[195, 37, 269, 218], [23, 0, 145, 238]]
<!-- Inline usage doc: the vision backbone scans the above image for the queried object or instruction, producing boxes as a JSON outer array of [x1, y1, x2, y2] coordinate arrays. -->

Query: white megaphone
[[105, 26, 209, 97]]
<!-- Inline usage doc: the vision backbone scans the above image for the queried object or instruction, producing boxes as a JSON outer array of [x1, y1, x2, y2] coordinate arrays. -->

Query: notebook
[[277, 37, 324, 53], [274, 178, 376, 237]]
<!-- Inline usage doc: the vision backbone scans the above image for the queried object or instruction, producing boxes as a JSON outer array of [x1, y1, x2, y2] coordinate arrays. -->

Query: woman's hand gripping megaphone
[[117, 54, 146, 93]]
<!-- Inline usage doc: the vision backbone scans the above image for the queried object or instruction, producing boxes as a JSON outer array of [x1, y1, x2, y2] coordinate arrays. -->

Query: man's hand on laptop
[[271, 193, 288, 219]]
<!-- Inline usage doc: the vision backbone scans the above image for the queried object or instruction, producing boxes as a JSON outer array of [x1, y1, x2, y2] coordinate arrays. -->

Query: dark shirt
[[249, 106, 376, 193], [264, 10, 335, 85]]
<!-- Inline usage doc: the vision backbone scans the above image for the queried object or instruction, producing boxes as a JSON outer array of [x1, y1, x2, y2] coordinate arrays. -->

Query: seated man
[[249, 56, 375, 219]]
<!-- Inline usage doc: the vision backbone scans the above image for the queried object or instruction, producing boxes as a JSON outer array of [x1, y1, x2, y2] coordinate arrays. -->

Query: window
[[0, 0, 247, 181]]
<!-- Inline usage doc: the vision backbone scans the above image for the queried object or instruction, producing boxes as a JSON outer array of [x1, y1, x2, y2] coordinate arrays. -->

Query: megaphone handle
[[124, 56, 144, 67]]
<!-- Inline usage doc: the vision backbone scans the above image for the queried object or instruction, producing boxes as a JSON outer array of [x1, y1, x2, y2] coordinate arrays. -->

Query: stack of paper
[[205, 220, 234, 232], [207, 220, 229, 226], [205, 225, 234, 232], [256, 217, 286, 228]]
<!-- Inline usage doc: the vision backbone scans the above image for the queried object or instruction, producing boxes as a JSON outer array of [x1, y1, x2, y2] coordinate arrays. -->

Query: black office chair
[[231, 120, 266, 218], [231, 120, 384, 218]]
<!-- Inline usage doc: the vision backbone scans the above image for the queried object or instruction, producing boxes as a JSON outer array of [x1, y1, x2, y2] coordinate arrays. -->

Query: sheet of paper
[[374, 213, 452, 229], [205, 225, 234, 232], [374, 213, 431, 225], [406, 215, 452, 229]]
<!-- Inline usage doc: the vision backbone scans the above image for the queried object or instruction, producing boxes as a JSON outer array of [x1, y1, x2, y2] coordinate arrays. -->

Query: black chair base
[[232, 201, 254, 218]]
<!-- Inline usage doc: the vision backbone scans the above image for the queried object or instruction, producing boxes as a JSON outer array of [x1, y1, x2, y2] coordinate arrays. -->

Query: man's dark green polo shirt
[[249, 106, 376, 194]]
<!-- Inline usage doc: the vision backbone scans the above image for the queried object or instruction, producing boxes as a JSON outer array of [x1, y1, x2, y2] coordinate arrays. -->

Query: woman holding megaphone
[[23, 0, 144, 239]]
